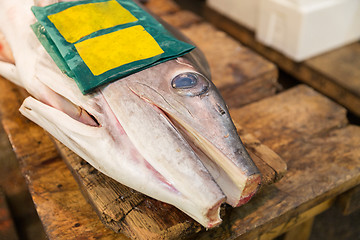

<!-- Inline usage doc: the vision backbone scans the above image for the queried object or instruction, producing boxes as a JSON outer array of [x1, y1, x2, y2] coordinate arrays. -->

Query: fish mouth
[[19, 82, 227, 228], [125, 90, 225, 226], [164, 108, 261, 207], [128, 86, 261, 208]]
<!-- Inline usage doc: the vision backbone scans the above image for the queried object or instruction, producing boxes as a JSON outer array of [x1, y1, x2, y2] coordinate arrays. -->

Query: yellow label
[[75, 25, 164, 76], [48, 0, 138, 43]]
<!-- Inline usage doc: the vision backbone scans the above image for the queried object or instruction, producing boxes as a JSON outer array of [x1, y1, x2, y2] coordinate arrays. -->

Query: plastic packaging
[[32, 0, 195, 94]]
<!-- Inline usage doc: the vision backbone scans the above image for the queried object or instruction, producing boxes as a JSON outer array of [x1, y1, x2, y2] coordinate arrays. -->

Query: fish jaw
[[100, 80, 226, 226], [125, 58, 261, 207], [19, 94, 226, 228], [15, 45, 227, 226], [169, 101, 262, 207]]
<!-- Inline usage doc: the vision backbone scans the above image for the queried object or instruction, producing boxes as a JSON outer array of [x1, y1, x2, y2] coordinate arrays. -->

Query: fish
[[0, 0, 261, 228]]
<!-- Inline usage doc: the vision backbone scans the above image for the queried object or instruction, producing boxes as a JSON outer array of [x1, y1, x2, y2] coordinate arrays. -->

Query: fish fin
[[0, 61, 21, 87], [19, 96, 103, 160]]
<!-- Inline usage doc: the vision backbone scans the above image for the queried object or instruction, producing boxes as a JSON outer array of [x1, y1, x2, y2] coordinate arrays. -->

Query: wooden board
[[53, 126, 284, 239], [204, 6, 360, 116], [337, 185, 360, 215], [196, 85, 360, 239], [306, 42, 360, 98], [0, 123, 47, 240], [0, 189, 19, 240]]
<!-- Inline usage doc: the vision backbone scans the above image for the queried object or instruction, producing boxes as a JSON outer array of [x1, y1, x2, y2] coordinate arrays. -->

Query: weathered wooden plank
[[245, 199, 332, 240], [204, 6, 360, 116], [337, 185, 360, 215], [0, 123, 47, 240], [0, 189, 19, 240], [53, 120, 285, 239], [195, 85, 360, 239], [241, 133, 287, 183], [55, 140, 201, 240], [143, 0, 180, 16], [230, 85, 348, 151], [160, 10, 202, 28], [234, 123, 287, 184], [283, 217, 315, 240], [305, 42, 360, 98]]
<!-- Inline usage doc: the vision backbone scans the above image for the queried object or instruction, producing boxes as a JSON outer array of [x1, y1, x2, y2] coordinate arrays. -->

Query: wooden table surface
[[0, 189, 19, 240], [0, 0, 359, 239]]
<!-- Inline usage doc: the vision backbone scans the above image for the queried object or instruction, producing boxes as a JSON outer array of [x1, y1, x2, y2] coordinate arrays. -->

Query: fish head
[[118, 54, 261, 207]]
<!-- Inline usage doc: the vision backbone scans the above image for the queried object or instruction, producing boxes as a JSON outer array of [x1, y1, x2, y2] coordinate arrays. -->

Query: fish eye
[[171, 72, 209, 97]]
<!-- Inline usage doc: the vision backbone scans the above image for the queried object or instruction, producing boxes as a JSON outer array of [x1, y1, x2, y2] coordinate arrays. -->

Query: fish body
[[0, 0, 261, 228]]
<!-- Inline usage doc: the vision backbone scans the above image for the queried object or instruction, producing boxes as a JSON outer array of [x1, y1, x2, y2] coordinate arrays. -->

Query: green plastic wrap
[[31, 0, 195, 94]]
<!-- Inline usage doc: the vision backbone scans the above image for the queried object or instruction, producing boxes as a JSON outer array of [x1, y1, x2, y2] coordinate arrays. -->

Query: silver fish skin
[[0, 0, 260, 228]]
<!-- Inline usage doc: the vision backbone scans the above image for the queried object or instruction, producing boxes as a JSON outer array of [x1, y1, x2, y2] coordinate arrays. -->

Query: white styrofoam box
[[256, 0, 360, 61], [207, 0, 260, 30]]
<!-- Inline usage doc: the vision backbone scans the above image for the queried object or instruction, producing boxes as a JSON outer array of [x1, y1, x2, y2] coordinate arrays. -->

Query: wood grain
[[195, 85, 360, 239], [283, 217, 315, 240], [52, 121, 284, 239], [230, 85, 348, 151], [337, 185, 360, 215], [143, 0, 180, 16], [0, 189, 19, 240], [306, 42, 360, 97], [55, 140, 201, 240]]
